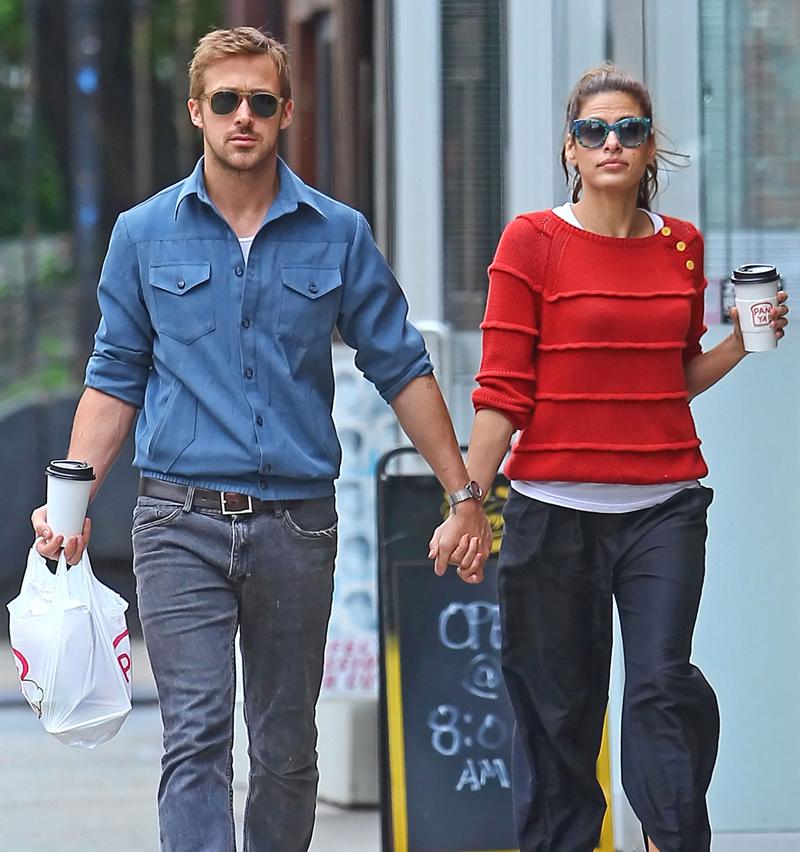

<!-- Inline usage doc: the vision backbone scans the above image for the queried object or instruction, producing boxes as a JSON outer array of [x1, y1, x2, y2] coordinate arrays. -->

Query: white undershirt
[[238, 235, 256, 265], [553, 201, 664, 234], [510, 203, 699, 514]]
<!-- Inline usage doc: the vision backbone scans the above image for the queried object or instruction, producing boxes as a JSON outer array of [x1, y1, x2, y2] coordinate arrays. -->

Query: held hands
[[428, 500, 493, 584], [31, 505, 91, 566], [730, 290, 789, 350]]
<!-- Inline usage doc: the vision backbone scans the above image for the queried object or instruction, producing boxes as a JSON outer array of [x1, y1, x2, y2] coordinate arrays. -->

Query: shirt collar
[[173, 158, 209, 218], [274, 157, 327, 220], [173, 156, 327, 222]]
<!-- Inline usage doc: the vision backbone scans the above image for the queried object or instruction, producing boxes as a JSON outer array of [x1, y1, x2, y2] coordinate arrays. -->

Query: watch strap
[[446, 480, 483, 508]]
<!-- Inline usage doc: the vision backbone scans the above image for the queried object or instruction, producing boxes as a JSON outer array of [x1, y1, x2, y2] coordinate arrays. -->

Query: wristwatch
[[446, 480, 484, 508]]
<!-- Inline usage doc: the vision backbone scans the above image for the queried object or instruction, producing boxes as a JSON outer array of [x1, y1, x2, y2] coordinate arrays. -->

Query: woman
[[430, 64, 789, 852]]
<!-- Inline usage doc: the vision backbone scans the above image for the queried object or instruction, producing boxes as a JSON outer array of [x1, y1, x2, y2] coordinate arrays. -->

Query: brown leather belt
[[138, 477, 298, 516]]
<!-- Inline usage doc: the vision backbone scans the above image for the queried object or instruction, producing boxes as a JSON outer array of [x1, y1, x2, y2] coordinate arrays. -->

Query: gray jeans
[[132, 490, 337, 852]]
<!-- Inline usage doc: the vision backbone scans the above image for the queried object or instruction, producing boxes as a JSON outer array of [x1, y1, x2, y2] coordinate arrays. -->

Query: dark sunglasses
[[571, 116, 652, 149], [202, 89, 284, 119]]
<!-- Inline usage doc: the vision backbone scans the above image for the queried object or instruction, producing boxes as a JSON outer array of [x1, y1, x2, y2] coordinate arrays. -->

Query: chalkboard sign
[[377, 448, 614, 852], [385, 558, 515, 851]]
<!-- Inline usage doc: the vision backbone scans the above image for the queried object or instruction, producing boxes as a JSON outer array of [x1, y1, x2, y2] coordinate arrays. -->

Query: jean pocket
[[150, 261, 215, 343], [281, 498, 338, 539], [131, 498, 183, 535]]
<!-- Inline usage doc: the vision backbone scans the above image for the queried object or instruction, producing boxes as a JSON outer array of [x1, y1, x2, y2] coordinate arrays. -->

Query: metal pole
[[21, 0, 40, 374], [131, 0, 153, 201], [67, 0, 103, 368], [174, 0, 195, 176]]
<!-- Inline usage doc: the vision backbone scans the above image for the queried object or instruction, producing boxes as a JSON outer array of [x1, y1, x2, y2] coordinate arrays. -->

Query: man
[[31, 27, 489, 852]]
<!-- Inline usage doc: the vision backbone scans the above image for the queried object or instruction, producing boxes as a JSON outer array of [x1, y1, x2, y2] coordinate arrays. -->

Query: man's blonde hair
[[189, 27, 291, 100]]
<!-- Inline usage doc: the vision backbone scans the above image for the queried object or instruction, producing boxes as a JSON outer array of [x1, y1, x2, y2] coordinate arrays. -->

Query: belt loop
[[182, 485, 195, 513], [273, 500, 282, 518]]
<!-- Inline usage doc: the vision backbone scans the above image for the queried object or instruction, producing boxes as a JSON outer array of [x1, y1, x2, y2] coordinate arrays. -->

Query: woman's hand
[[730, 289, 789, 350], [429, 510, 493, 584]]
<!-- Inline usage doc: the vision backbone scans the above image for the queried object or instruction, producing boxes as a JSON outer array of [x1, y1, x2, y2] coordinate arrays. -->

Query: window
[[441, 0, 506, 330], [700, 0, 799, 305]]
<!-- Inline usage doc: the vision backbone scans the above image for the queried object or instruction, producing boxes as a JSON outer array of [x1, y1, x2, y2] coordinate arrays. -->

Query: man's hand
[[428, 501, 493, 584], [31, 505, 91, 565]]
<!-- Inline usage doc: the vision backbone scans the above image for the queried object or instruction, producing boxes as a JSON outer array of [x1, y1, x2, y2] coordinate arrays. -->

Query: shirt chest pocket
[[278, 266, 343, 346], [150, 262, 215, 344]]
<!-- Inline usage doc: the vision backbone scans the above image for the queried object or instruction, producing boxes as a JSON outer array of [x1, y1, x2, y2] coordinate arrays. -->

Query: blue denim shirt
[[85, 158, 432, 499]]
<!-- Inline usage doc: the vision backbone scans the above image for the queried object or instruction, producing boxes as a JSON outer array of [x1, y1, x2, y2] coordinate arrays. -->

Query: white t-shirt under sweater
[[510, 203, 700, 513]]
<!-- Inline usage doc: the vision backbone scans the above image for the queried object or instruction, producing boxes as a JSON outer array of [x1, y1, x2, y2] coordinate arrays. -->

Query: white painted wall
[[692, 328, 800, 834], [505, 0, 557, 218], [393, 0, 442, 324], [644, 0, 701, 223]]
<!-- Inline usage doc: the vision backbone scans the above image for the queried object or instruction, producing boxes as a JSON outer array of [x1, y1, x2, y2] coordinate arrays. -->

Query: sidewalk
[[0, 641, 381, 851]]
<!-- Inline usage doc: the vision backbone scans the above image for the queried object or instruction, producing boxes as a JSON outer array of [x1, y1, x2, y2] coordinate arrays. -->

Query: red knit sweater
[[472, 210, 709, 484]]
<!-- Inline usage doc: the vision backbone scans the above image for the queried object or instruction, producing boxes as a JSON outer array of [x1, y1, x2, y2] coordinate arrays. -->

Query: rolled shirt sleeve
[[84, 214, 153, 407], [337, 212, 432, 402]]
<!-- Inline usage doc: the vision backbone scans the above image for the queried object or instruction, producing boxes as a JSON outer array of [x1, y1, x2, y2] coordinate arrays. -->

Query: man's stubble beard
[[205, 133, 279, 176]]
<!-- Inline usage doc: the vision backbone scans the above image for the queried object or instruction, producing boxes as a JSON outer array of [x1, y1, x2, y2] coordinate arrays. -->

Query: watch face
[[468, 481, 483, 499]]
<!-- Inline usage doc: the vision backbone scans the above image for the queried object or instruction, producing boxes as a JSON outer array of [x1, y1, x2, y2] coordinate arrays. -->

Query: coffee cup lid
[[46, 460, 96, 481], [731, 263, 780, 285]]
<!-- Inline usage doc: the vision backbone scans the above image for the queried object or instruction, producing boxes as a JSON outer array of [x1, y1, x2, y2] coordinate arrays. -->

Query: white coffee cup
[[731, 263, 781, 353], [46, 460, 95, 540]]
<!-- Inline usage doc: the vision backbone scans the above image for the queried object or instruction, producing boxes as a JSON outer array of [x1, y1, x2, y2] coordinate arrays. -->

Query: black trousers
[[498, 486, 719, 852]]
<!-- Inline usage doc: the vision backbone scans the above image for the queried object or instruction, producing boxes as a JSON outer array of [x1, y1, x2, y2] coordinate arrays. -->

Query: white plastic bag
[[7, 545, 132, 748]]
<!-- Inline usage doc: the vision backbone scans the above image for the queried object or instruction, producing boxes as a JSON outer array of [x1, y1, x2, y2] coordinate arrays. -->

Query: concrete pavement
[[0, 640, 381, 851]]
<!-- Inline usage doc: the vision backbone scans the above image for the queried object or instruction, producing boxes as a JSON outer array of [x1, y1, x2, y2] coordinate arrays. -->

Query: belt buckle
[[221, 491, 253, 516]]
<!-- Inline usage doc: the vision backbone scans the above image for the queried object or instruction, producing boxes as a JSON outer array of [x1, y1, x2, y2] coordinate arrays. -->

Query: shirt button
[[686, 260, 695, 271], [235, 266, 245, 277], [263, 464, 271, 473], [308, 282, 319, 294], [177, 279, 186, 290], [676, 241, 687, 252], [241, 318, 251, 329], [660, 226, 672, 237], [255, 415, 263, 426], [244, 367, 253, 379], [259, 479, 267, 489]]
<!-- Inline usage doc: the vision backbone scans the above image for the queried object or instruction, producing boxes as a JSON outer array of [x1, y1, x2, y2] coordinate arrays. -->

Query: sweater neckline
[[544, 208, 667, 247]]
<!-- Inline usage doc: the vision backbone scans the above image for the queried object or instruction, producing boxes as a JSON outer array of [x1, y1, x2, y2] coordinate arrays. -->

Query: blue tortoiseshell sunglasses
[[572, 116, 652, 149]]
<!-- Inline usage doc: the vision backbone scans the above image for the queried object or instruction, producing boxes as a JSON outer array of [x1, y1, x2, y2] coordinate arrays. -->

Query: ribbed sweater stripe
[[544, 288, 696, 301], [535, 391, 688, 401], [514, 440, 702, 452], [537, 341, 686, 351], [480, 320, 540, 336]]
